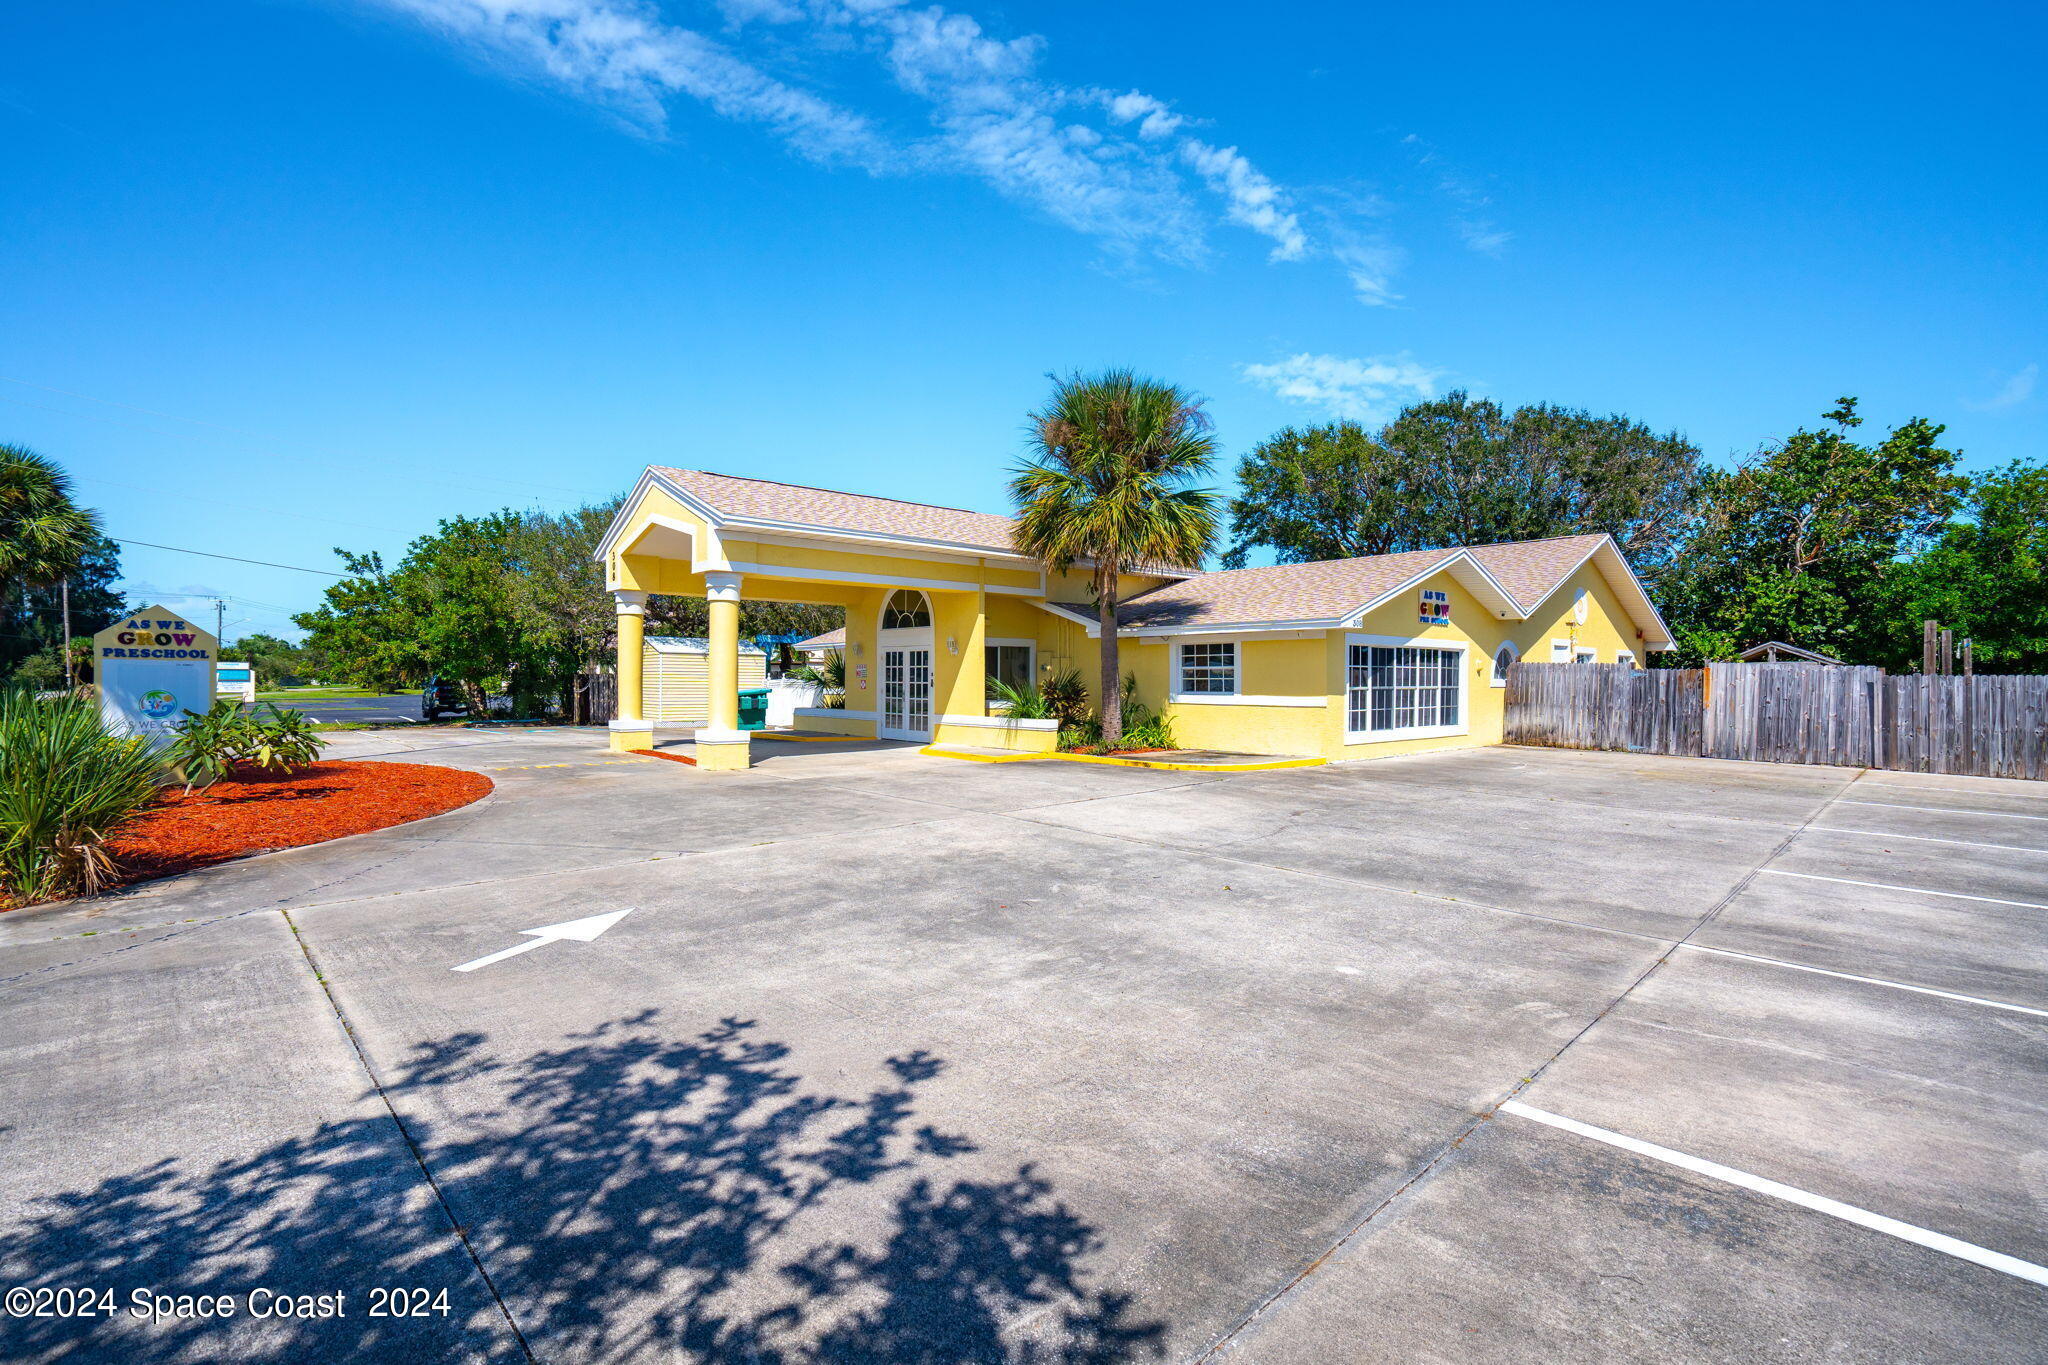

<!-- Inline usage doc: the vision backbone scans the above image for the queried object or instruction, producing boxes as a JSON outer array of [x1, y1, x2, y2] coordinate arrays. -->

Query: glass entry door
[[880, 647, 931, 740]]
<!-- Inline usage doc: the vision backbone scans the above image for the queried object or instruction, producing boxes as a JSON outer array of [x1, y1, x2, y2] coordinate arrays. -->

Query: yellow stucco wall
[[602, 476, 1653, 763]]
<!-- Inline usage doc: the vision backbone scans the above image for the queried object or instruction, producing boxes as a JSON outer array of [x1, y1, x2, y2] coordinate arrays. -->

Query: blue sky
[[4, 0, 2042, 642]]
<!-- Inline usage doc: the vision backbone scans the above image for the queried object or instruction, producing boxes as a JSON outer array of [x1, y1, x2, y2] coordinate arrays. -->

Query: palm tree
[[1011, 371, 1219, 746], [0, 444, 100, 595]]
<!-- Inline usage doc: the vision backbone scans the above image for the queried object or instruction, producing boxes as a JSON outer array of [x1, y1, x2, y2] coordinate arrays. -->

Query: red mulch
[[102, 760, 493, 887]]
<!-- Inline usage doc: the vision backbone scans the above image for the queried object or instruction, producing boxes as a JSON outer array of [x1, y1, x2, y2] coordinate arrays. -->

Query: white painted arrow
[[450, 909, 634, 973]]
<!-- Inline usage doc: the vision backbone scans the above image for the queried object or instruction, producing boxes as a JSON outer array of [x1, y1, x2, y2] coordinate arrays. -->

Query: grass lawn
[[253, 686, 387, 702]]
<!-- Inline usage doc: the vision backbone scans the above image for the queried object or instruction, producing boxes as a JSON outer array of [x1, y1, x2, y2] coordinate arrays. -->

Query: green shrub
[[169, 700, 327, 793], [0, 689, 166, 902], [1055, 673, 1178, 752], [1039, 668, 1091, 730], [986, 676, 1054, 721], [246, 703, 325, 772], [790, 649, 847, 709]]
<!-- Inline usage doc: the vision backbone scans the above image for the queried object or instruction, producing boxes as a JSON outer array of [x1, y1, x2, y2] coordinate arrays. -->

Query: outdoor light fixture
[[947, 636, 958, 654]]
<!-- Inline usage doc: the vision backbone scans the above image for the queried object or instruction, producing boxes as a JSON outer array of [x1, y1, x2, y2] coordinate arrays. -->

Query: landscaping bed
[[100, 760, 492, 888]]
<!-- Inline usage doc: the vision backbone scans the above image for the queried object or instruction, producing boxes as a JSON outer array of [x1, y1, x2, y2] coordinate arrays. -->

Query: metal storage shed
[[643, 636, 768, 725]]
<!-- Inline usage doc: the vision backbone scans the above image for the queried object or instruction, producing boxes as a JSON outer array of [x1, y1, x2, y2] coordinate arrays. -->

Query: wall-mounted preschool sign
[[94, 606, 219, 749], [1418, 589, 1451, 627]]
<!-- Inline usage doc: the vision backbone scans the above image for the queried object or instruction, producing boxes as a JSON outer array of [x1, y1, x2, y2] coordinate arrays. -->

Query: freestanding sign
[[94, 606, 220, 750]]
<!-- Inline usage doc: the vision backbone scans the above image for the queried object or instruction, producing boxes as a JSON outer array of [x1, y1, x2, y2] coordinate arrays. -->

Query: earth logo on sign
[[138, 689, 180, 719]]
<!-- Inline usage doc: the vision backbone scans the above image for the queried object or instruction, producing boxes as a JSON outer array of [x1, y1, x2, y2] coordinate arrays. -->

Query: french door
[[880, 647, 932, 740]]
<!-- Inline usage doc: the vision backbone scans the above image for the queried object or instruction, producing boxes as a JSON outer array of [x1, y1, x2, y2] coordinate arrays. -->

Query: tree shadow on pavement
[[3, 1012, 1161, 1364]]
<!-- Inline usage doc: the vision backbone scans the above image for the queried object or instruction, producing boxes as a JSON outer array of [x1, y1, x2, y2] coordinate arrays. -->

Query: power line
[[0, 376, 610, 503], [110, 537, 348, 577]]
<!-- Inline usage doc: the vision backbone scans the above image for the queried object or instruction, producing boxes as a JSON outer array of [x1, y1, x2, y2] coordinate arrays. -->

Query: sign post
[[93, 606, 220, 750]]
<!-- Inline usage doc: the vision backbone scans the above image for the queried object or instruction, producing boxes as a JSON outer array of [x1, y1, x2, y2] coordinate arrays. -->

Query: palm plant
[[0, 689, 165, 902], [985, 676, 1053, 721], [789, 648, 847, 708], [0, 444, 101, 596], [1011, 371, 1219, 745]]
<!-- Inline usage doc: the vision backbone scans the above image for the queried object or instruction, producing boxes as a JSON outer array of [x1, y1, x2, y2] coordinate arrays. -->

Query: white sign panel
[[94, 607, 220, 749]]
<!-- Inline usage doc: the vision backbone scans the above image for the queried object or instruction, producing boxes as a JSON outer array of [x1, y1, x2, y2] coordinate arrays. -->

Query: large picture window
[[985, 642, 1034, 692], [1177, 642, 1237, 695], [1347, 643, 1463, 737]]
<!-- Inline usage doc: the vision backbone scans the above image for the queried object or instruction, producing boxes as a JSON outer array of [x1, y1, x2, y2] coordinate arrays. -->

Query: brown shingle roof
[[1465, 534, 1608, 609], [1115, 548, 1463, 629], [1114, 533, 1611, 629], [796, 627, 845, 650], [653, 468, 1020, 553]]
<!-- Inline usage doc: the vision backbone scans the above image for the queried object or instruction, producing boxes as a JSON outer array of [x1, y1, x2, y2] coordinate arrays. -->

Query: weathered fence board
[[1506, 662, 2047, 780], [573, 670, 617, 725], [1883, 674, 2048, 780], [1503, 663, 1700, 756]]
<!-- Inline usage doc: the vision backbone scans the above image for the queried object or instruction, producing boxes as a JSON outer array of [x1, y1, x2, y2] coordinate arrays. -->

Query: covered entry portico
[[596, 467, 1062, 770]]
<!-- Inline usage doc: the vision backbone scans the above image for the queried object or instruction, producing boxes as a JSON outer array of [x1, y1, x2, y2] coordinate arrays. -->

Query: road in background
[[260, 694, 423, 724]]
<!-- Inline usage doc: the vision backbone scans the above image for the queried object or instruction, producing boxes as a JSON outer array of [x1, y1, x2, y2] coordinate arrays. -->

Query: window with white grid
[[1346, 643, 1463, 737], [1176, 642, 1237, 695]]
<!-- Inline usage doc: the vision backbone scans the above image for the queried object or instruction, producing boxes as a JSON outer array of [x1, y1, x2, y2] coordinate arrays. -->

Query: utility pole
[[60, 576, 72, 689], [214, 597, 225, 646]]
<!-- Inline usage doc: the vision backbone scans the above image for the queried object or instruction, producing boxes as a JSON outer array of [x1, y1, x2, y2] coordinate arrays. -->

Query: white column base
[[693, 728, 750, 745], [608, 719, 654, 752]]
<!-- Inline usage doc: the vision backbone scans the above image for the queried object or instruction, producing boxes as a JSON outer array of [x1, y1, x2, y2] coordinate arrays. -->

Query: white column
[[696, 571, 751, 769]]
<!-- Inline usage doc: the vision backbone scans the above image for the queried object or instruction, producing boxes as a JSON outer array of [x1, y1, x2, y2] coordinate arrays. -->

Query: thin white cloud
[[1964, 362, 2038, 412], [365, 0, 1326, 271], [1331, 238, 1405, 308], [379, 0, 894, 165], [1097, 89, 1183, 140], [1456, 219, 1511, 255], [1404, 131, 1510, 258], [1179, 140, 1306, 261], [1241, 352, 1443, 423]]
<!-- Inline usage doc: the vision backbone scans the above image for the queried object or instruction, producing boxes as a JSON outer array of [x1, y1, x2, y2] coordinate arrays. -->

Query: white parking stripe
[[1808, 826, 2048, 854], [1498, 1101, 2048, 1287], [1860, 783, 2048, 800], [1758, 868, 2048, 911], [1838, 799, 2048, 822], [1681, 944, 2048, 1019]]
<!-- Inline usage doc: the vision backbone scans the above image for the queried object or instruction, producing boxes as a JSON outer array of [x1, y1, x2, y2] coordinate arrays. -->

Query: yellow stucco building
[[597, 467, 1675, 769]]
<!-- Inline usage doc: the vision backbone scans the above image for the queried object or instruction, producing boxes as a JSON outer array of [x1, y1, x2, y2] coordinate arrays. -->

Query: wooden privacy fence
[[1505, 662, 2048, 780]]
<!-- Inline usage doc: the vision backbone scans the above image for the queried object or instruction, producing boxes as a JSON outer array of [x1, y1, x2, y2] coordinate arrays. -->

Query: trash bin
[[736, 687, 770, 732]]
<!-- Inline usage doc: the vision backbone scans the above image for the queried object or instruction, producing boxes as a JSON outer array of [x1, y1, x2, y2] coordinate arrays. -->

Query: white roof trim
[[1509, 537, 1675, 651]]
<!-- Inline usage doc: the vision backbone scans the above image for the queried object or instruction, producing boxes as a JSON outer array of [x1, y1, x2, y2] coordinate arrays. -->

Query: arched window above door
[[1492, 641, 1518, 687], [882, 590, 931, 629]]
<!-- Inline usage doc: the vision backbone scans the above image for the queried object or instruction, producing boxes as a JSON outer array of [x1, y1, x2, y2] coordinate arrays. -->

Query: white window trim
[[1616, 649, 1637, 669], [1550, 638, 1572, 662], [1573, 645, 1599, 664], [1171, 638, 1241, 703], [1343, 632, 1471, 744], [1170, 694, 1324, 708], [1490, 640, 1519, 689]]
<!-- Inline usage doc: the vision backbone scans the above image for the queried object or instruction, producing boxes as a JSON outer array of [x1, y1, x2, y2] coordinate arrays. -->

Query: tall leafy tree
[[297, 499, 846, 716], [1657, 399, 1965, 663], [225, 632, 327, 689], [1222, 422, 1418, 567], [1225, 394, 1701, 571], [1875, 458, 2048, 672], [0, 530, 123, 683], [0, 443, 101, 596], [1011, 370, 1219, 745]]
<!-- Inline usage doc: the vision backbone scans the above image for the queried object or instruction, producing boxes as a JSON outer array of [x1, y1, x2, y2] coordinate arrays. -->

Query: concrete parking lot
[[1, 730, 2042, 1363]]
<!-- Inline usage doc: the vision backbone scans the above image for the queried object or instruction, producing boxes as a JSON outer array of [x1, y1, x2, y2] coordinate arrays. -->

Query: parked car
[[421, 676, 467, 722]]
